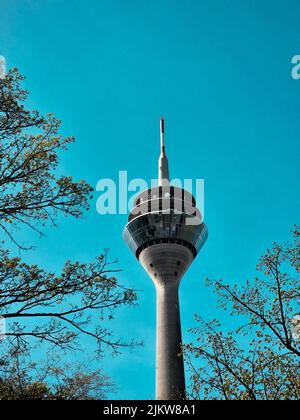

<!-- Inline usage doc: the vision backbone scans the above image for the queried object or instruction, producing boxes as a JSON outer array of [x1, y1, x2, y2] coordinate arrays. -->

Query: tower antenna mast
[[158, 117, 169, 186]]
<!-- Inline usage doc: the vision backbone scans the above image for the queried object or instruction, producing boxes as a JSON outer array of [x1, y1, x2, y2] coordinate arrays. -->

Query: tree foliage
[[184, 227, 300, 400], [0, 69, 93, 249], [0, 339, 114, 400], [1, 248, 137, 353], [0, 68, 138, 399]]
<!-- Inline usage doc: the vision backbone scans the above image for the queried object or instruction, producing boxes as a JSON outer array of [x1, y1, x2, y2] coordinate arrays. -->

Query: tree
[[0, 339, 114, 400], [184, 227, 300, 400], [0, 68, 138, 375], [0, 248, 137, 353], [0, 69, 92, 249]]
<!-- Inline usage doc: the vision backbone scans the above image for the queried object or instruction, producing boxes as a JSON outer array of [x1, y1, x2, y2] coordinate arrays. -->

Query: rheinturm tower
[[123, 119, 207, 400]]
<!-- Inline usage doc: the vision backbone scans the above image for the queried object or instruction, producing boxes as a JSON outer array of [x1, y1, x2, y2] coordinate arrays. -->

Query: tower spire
[[158, 117, 170, 186], [160, 117, 165, 153]]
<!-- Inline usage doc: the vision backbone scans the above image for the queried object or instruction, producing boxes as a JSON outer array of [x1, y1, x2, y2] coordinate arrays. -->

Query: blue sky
[[1, 0, 300, 399]]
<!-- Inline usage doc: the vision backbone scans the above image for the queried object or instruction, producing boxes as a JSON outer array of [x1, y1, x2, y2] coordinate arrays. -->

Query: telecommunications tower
[[123, 119, 207, 400]]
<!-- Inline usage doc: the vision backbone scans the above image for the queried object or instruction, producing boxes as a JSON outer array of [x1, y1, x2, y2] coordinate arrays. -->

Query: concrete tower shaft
[[139, 243, 194, 399]]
